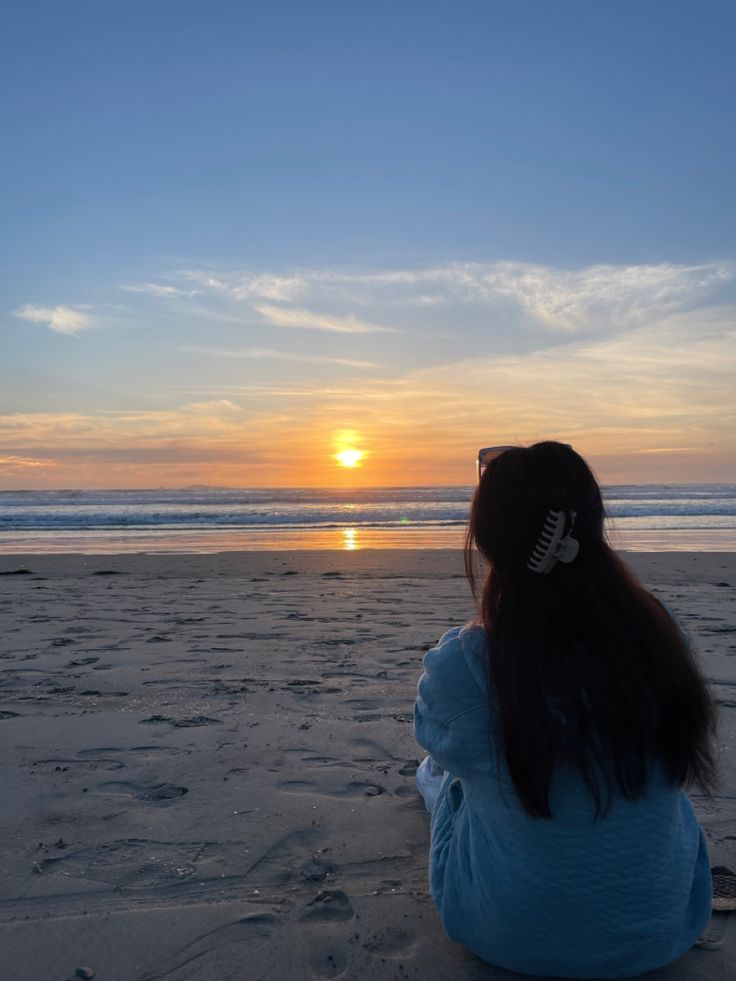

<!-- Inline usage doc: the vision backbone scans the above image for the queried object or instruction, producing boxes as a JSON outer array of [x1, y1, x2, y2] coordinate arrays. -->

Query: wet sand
[[0, 550, 734, 980]]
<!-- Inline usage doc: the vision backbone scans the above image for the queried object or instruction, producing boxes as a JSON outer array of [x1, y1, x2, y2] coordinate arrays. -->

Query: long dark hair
[[464, 441, 717, 819]]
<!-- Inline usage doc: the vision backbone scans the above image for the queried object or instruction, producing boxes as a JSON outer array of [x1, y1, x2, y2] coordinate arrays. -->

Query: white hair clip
[[527, 509, 579, 575]]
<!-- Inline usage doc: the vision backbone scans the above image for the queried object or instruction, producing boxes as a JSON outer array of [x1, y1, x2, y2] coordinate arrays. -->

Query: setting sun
[[335, 448, 363, 468]]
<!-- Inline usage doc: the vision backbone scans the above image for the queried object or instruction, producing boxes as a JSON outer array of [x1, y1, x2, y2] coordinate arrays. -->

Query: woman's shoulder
[[435, 621, 487, 646], [424, 622, 490, 696]]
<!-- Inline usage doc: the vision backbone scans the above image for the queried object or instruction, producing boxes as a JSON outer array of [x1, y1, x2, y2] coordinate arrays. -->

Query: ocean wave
[[1, 484, 735, 533]]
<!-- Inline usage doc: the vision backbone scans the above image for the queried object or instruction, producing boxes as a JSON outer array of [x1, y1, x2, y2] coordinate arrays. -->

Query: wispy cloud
[[0, 405, 301, 480], [120, 282, 199, 298], [13, 304, 92, 336], [140, 259, 734, 334], [180, 270, 308, 302], [180, 399, 242, 413], [459, 261, 734, 331], [255, 304, 397, 334], [0, 454, 56, 474], [181, 345, 380, 368], [318, 260, 734, 331], [168, 383, 399, 400]]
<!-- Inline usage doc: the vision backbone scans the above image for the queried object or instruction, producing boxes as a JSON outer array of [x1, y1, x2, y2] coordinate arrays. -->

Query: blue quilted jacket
[[414, 624, 712, 978]]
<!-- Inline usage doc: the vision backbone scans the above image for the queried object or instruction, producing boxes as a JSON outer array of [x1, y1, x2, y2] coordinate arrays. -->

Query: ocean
[[1, 484, 735, 553]]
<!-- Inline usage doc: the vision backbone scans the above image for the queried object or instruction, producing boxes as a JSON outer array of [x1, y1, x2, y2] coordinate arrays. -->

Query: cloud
[[169, 383, 398, 399], [255, 304, 397, 334], [305, 260, 733, 331], [142, 259, 734, 335], [181, 345, 380, 368], [459, 261, 734, 331], [14, 304, 92, 335], [119, 282, 199, 298], [182, 399, 242, 413], [180, 270, 308, 302], [0, 404, 301, 480], [0, 454, 56, 474]]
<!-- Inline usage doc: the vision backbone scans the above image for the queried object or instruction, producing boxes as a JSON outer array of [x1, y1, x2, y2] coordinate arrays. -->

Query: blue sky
[[1, 1, 735, 487]]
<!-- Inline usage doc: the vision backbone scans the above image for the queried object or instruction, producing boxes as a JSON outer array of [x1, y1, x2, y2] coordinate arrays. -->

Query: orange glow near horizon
[[2, 314, 736, 491]]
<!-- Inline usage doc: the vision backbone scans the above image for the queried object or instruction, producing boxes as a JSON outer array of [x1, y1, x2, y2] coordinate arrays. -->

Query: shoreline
[[2, 525, 736, 554], [3, 547, 736, 576]]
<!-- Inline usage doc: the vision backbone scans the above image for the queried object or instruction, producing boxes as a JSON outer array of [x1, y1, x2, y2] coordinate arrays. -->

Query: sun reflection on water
[[342, 526, 359, 550]]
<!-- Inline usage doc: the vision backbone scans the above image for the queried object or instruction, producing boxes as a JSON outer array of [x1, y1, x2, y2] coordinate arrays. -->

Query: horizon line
[[1, 480, 734, 493]]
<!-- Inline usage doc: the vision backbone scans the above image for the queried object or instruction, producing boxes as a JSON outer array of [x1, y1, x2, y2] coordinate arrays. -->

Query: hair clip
[[527, 509, 579, 575]]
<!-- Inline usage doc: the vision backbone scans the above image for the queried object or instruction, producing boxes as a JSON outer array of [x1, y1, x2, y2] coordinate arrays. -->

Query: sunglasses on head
[[476, 445, 516, 481]]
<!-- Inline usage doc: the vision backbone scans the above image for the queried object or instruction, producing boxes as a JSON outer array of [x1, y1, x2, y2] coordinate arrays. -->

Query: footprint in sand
[[33, 756, 125, 772], [36, 837, 278, 889], [138, 714, 221, 728], [77, 745, 190, 760], [96, 781, 188, 802], [135, 913, 280, 980], [278, 780, 386, 798], [300, 891, 355, 979], [300, 889, 355, 924], [280, 749, 356, 769]]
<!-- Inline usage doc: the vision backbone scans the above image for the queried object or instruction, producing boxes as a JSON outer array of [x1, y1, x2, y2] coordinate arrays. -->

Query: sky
[[1, 0, 735, 488]]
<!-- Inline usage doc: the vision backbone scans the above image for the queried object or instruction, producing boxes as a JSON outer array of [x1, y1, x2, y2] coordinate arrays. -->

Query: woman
[[414, 441, 717, 978]]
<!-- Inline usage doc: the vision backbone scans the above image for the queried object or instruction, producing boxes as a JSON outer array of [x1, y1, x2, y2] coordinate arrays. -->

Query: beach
[[1, 549, 735, 981]]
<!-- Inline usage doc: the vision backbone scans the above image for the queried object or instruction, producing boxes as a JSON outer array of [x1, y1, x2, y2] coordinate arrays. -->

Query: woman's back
[[414, 442, 717, 976], [415, 623, 712, 979]]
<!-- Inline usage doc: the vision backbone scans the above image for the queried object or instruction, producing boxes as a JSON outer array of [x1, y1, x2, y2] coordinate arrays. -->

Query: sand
[[0, 549, 734, 981]]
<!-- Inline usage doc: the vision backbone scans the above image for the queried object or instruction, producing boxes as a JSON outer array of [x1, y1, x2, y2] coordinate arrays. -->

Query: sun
[[335, 448, 363, 468]]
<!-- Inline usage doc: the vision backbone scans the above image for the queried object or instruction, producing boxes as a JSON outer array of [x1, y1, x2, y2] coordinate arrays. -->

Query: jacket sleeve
[[414, 626, 492, 780]]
